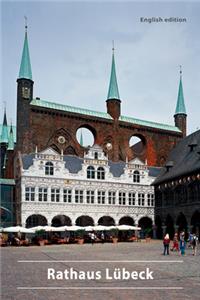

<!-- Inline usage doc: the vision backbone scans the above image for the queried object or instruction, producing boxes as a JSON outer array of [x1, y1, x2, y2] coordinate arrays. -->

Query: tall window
[[86, 190, 95, 204], [87, 166, 95, 179], [38, 188, 48, 202], [94, 152, 98, 159], [147, 194, 154, 206], [128, 192, 135, 206], [63, 189, 72, 203], [133, 170, 140, 183], [45, 162, 54, 175], [119, 192, 126, 205], [138, 193, 145, 206], [108, 191, 116, 205], [75, 190, 83, 203], [25, 187, 35, 201], [97, 167, 105, 180], [97, 191, 105, 204], [51, 189, 60, 202]]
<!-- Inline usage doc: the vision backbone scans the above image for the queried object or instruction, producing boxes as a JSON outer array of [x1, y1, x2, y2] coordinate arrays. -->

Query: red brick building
[[2, 26, 187, 177]]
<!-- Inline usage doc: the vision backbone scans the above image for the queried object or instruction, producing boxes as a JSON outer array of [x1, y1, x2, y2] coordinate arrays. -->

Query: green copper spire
[[175, 67, 186, 115], [1, 108, 9, 143], [80, 130, 83, 146], [3, 152, 7, 169], [7, 124, 14, 150], [107, 45, 120, 100], [18, 20, 32, 80]]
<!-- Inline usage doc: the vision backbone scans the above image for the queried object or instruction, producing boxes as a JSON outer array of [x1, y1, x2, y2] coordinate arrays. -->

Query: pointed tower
[[16, 19, 34, 149], [7, 124, 14, 151], [1, 108, 9, 143], [174, 67, 187, 137], [80, 130, 83, 147], [106, 44, 121, 120]]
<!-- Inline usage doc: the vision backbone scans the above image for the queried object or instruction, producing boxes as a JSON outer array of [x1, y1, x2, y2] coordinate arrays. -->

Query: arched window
[[97, 167, 105, 180], [87, 166, 95, 179], [45, 162, 54, 175], [133, 170, 140, 183]]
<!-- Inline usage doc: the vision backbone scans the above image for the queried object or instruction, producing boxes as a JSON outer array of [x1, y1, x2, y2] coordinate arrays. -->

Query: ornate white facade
[[19, 145, 158, 229]]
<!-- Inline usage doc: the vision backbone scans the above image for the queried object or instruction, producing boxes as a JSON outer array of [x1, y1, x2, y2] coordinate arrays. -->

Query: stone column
[[152, 224, 157, 239], [174, 225, 178, 233], [162, 225, 167, 235]]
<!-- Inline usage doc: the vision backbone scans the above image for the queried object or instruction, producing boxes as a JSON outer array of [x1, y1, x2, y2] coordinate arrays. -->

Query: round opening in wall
[[76, 127, 95, 147], [129, 135, 145, 154]]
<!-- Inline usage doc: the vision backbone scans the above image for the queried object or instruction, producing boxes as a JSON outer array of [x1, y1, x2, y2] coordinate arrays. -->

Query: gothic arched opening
[[191, 211, 200, 235], [51, 215, 72, 227], [76, 125, 96, 147], [119, 216, 135, 226], [138, 216, 153, 238], [26, 214, 47, 228], [165, 214, 175, 239], [76, 215, 94, 226], [155, 215, 163, 239], [129, 134, 146, 155], [98, 216, 115, 226], [176, 212, 188, 237]]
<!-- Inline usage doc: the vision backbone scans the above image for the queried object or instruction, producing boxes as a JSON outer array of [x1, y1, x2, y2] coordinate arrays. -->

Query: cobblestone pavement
[[1, 241, 200, 300]]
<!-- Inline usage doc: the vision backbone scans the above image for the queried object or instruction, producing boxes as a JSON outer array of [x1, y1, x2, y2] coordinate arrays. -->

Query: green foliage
[[76, 229, 85, 239], [35, 229, 45, 237], [110, 228, 119, 238]]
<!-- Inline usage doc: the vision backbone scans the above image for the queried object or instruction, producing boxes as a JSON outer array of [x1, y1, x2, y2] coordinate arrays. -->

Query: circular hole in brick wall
[[129, 135, 145, 154], [76, 127, 95, 147]]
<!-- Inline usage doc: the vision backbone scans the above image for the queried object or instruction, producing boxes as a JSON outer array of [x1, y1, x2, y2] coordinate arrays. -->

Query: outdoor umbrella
[[83, 226, 94, 232], [2, 226, 34, 233], [31, 225, 55, 232], [117, 225, 141, 231]]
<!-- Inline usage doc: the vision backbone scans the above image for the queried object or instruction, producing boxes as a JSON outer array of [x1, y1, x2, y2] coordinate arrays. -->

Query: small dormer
[[84, 144, 108, 163], [35, 147, 63, 161], [188, 138, 198, 152], [127, 157, 147, 170]]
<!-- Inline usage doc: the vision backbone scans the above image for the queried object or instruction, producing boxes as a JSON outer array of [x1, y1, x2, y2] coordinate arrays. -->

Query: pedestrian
[[90, 232, 95, 245], [192, 234, 198, 256], [188, 232, 193, 248], [179, 233, 186, 256], [163, 233, 170, 255], [171, 233, 179, 252], [101, 232, 105, 244]]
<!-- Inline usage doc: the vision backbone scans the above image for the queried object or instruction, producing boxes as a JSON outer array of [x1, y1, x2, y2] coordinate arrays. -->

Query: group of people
[[163, 231, 198, 256]]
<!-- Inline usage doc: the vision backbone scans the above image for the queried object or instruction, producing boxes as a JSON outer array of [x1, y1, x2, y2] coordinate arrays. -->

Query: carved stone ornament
[[58, 136, 66, 144]]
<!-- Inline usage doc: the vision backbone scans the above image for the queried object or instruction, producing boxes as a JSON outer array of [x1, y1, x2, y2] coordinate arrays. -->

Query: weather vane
[[3, 101, 6, 111], [179, 65, 182, 76], [112, 40, 115, 53], [24, 16, 28, 31]]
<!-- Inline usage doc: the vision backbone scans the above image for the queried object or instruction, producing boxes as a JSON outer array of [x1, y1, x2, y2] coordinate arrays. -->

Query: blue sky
[[1, 1, 200, 141]]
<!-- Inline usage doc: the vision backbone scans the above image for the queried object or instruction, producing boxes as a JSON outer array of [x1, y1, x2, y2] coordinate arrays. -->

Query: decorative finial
[[179, 65, 182, 77], [3, 101, 6, 111], [112, 40, 115, 53], [24, 16, 28, 32]]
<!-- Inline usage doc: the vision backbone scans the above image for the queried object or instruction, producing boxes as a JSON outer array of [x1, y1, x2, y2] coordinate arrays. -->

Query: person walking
[[192, 234, 198, 256], [163, 233, 170, 255], [179, 232, 186, 256], [90, 232, 96, 245], [101, 232, 105, 244], [171, 233, 179, 252]]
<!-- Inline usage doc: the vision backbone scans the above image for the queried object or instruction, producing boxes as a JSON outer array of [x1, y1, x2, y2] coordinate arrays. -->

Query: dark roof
[[148, 167, 162, 178], [153, 130, 200, 185], [64, 156, 83, 173], [22, 154, 35, 169], [108, 161, 126, 177]]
